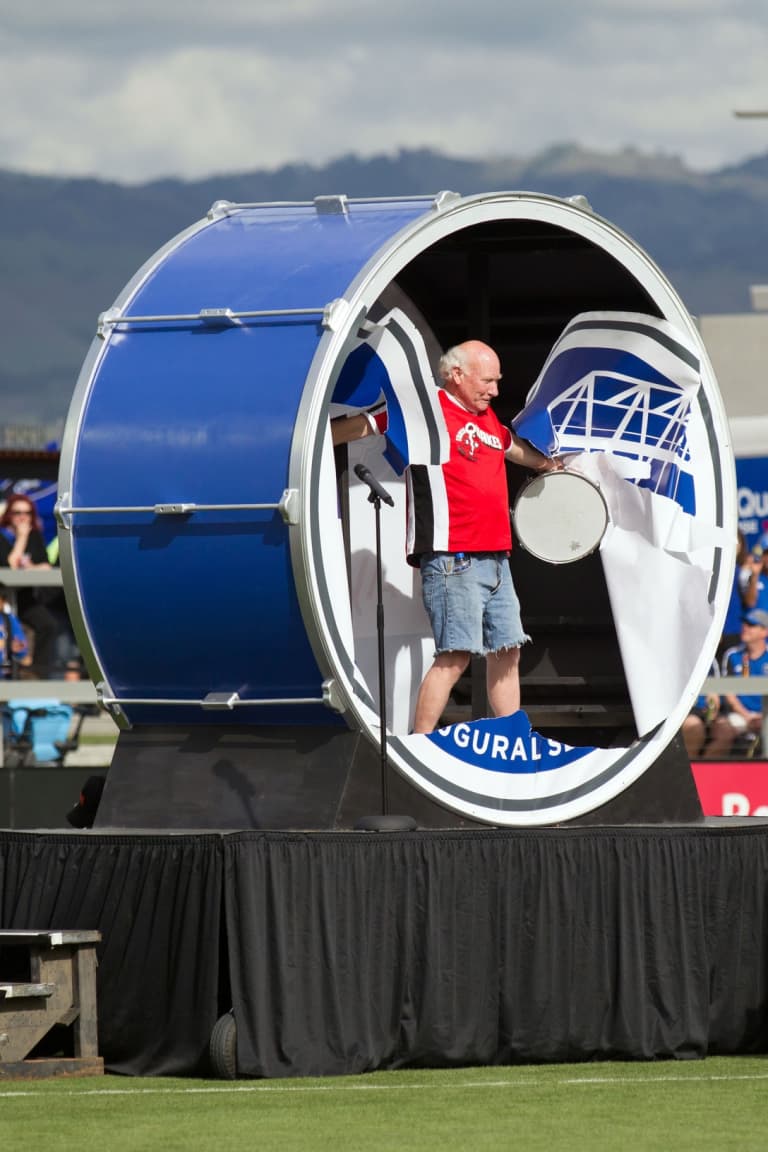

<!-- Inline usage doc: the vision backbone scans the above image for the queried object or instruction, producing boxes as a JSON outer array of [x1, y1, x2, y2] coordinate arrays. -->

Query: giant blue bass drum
[[58, 191, 736, 825]]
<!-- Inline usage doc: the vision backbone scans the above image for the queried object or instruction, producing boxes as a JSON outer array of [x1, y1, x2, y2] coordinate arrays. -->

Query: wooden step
[[0, 1056, 104, 1080], [0, 930, 101, 947], [0, 983, 55, 1000], [0, 928, 101, 1071], [440, 702, 635, 728]]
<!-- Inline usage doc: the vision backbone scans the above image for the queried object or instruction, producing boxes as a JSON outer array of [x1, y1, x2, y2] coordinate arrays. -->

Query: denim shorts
[[419, 552, 530, 656]]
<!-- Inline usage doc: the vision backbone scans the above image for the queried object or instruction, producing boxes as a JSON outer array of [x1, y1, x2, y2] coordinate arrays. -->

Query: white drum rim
[[295, 191, 735, 825]]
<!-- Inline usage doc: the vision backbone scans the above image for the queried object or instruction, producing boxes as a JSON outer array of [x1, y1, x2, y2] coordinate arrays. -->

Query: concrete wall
[[700, 311, 768, 418]]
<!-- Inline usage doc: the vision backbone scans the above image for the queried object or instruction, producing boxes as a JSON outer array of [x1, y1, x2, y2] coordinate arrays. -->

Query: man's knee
[[434, 650, 471, 678], [490, 645, 520, 671]]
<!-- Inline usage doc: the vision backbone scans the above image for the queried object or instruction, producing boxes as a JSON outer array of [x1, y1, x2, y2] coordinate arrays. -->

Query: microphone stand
[[352, 464, 417, 831], [371, 486, 390, 813], [354, 463, 394, 814]]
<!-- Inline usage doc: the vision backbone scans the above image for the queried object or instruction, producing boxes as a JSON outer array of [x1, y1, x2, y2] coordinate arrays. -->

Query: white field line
[[3, 1072, 768, 1098]]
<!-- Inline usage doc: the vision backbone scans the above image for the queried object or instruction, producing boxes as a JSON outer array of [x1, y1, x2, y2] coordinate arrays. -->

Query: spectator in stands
[[740, 538, 768, 616], [709, 609, 768, 758], [682, 659, 721, 760], [0, 584, 28, 678], [0, 495, 57, 678]]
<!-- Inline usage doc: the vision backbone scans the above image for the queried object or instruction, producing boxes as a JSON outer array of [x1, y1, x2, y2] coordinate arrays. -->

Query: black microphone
[[354, 463, 395, 507]]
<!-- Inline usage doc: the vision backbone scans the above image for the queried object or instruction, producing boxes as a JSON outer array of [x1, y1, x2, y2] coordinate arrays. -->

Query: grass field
[[2, 1057, 767, 1151]]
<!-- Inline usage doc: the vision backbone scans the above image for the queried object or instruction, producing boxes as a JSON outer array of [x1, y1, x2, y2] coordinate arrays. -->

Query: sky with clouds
[[1, 2, 767, 184]]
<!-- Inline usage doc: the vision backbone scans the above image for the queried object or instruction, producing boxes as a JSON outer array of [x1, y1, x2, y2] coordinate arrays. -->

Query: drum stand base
[[93, 725, 701, 830], [93, 725, 485, 831], [563, 730, 703, 825]]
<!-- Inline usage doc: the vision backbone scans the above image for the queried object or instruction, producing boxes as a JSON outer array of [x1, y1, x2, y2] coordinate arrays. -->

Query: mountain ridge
[[1, 144, 766, 428]]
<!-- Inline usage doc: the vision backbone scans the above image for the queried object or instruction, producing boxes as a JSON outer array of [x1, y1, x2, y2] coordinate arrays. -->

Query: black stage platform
[[2, 820, 768, 1077]]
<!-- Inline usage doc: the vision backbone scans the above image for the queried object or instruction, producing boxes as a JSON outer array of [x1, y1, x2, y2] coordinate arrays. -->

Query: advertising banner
[[691, 759, 768, 816], [736, 455, 768, 553]]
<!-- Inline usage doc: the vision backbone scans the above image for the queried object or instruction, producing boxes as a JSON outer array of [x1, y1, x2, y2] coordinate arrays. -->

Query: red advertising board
[[691, 760, 768, 816]]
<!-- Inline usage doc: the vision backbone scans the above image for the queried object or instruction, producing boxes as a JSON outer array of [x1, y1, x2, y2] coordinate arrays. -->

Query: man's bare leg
[[486, 645, 521, 718], [412, 651, 471, 734]]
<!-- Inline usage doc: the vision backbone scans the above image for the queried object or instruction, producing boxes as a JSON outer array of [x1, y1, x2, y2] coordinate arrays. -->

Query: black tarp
[[2, 824, 768, 1076], [0, 831, 223, 1075]]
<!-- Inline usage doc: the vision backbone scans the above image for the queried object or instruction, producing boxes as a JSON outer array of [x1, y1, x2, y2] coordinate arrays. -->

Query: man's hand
[[747, 553, 764, 578], [535, 456, 564, 474]]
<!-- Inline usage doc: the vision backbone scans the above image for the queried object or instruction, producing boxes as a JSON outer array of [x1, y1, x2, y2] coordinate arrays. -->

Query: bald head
[[439, 341, 502, 414]]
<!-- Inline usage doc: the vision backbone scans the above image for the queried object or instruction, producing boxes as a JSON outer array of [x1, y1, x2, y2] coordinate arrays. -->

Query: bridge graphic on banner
[[548, 369, 694, 505], [513, 313, 702, 516]]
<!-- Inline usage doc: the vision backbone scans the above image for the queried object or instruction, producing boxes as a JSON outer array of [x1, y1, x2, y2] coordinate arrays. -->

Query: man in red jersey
[[333, 340, 561, 733]]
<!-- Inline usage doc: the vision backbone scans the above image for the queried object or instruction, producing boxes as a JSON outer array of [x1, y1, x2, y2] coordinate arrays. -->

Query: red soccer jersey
[[404, 390, 513, 564]]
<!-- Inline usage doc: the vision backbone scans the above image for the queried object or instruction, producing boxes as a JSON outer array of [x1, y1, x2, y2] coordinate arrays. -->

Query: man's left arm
[[505, 432, 562, 473]]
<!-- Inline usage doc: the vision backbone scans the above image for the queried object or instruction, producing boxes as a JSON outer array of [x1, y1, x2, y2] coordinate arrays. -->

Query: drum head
[[513, 471, 608, 564]]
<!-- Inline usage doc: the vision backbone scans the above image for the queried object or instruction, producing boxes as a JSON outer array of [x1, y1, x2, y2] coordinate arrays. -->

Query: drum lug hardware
[[154, 503, 195, 515], [202, 692, 241, 710], [322, 679, 346, 713], [565, 194, 593, 213], [207, 199, 235, 220], [55, 493, 71, 531], [278, 489, 299, 525], [199, 308, 239, 327], [97, 307, 122, 339], [322, 298, 350, 331], [95, 682, 131, 729], [314, 194, 348, 216], [432, 190, 461, 212]]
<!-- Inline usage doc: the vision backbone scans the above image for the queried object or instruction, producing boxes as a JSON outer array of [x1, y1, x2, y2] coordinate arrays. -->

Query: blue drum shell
[[63, 200, 430, 726]]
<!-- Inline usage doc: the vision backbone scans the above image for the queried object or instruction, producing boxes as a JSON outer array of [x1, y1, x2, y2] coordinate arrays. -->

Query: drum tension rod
[[55, 490, 300, 527], [96, 690, 334, 711], [95, 681, 344, 716], [96, 300, 349, 337], [206, 192, 460, 218]]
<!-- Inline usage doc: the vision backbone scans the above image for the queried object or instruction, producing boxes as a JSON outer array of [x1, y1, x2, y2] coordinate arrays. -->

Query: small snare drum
[[512, 470, 609, 564]]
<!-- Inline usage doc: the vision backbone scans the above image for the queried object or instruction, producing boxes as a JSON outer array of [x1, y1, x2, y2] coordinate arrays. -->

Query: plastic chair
[[2, 700, 92, 767]]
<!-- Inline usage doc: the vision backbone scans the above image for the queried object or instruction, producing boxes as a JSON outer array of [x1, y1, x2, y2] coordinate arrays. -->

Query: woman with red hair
[[0, 495, 56, 677], [0, 495, 49, 569]]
